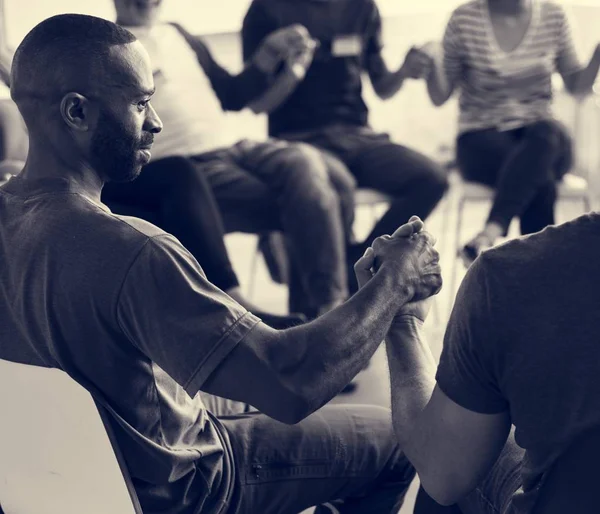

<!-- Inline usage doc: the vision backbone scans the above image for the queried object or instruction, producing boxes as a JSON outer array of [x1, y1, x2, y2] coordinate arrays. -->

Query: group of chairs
[[1, 358, 598, 514]]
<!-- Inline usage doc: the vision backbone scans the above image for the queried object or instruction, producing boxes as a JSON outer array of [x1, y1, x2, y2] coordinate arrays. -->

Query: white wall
[[5, 0, 594, 48]]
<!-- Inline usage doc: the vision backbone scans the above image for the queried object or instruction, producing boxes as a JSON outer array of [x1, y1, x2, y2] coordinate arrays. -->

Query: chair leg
[[247, 237, 261, 301]]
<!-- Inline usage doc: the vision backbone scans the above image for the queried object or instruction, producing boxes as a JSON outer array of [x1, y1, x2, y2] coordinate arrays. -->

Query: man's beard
[[90, 108, 150, 184]]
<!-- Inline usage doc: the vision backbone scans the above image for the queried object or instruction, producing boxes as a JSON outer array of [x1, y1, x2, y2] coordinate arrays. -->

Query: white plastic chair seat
[[0, 359, 142, 514]]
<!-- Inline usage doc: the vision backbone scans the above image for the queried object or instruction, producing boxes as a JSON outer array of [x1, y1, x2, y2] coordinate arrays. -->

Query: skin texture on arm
[[384, 251, 512, 505], [386, 323, 510, 505], [203, 219, 442, 424]]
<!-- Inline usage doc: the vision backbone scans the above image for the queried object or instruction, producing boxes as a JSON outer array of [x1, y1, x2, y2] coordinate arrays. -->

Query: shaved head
[[10, 14, 162, 184], [11, 14, 138, 111]]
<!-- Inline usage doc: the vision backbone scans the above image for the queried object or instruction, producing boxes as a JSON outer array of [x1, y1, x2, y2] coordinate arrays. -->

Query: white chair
[[0, 359, 142, 514]]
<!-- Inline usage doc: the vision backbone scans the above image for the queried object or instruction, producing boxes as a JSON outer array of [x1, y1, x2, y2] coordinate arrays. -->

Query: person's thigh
[[221, 404, 414, 514], [324, 129, 446, 196], [456, 129, 519, 187], [192, 149, 282, 234]]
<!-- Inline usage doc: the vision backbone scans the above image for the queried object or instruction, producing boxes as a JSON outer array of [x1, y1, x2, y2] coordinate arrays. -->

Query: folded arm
[[561, 44, 600, 96]]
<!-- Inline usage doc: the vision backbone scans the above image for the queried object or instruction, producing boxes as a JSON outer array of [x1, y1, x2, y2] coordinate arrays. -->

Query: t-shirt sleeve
[[242, 0, 279, 64], [116, 234, 261, 397], [554, 5, 583, 77], [436, 256, 508, 414], [442, 12, 465, 87]]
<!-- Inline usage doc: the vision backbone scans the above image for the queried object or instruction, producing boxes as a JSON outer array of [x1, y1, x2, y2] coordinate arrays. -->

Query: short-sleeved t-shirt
[[0, 175, 261, 514], [437, 213, 600, 513], [443, 0, 583, 134], [242, 0, 383, 137]]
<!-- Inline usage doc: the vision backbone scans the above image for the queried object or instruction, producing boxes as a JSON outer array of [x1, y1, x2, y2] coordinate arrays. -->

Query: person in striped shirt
[[425, 0, 600, 266]]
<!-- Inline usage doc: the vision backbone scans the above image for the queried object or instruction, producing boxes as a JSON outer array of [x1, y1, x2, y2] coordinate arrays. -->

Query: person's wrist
[[252, 44, 281, 74], [286, 61, 307, 80], [391, 313, 425, 328], [378, 263, 415, 309]]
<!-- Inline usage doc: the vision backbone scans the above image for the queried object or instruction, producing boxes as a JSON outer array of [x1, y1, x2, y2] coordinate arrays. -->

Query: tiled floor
[[224, 179, 595, 513]]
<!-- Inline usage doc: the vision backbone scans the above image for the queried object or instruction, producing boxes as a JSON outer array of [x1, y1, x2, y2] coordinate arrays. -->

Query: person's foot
[[458, 232, 495, 268]]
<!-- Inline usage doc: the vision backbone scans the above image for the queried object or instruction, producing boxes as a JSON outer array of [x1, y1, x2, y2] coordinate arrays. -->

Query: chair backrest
[[0, 359, 142, 514], [532, 428, 600, 514]]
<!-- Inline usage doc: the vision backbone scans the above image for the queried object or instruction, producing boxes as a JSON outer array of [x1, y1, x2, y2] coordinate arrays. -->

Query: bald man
[[0, 14, 445, 514]]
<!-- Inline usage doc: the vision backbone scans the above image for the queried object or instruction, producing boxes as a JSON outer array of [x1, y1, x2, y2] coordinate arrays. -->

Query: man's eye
[[137, 100, 149, 110]]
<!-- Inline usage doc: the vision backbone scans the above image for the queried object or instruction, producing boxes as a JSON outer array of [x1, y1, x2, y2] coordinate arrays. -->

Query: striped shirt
[[443, 0, 583, 134]]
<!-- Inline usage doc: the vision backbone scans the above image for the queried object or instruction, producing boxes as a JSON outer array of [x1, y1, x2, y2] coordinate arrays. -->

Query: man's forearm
[[385, 316, 436, 447], [248, 67, 301, 114], [277, 271, 413, 414], [374, 66, 409, 100]]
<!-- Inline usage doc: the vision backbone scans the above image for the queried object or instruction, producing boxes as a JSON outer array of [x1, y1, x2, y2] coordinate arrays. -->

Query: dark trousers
[[102, 155, 240, 292], [192, 139, 353, 313], [456, 119, 573, 236], [284, 124, 449, 256]]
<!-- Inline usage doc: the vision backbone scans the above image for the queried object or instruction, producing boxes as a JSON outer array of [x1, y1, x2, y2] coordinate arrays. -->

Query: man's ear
[[59, 92, 95, 132]]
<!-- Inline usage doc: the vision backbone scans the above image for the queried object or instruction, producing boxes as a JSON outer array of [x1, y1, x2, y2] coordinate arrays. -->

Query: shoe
[[458, 233, 495, 268], [255, 310, 307, 330]]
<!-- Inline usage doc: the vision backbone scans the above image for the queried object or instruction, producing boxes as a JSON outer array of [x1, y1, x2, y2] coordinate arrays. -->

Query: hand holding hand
[[262, 24, 315, 63], [401, 46, 433, 80], [371, 216, 442, 303]]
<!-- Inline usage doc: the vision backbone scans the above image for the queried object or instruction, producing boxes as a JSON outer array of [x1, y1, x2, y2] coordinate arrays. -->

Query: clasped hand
[[262, 24, 318, 69], [354, 216, 443, 320]]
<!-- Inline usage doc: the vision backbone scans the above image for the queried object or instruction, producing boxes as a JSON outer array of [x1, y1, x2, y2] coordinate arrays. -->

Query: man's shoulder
[[481, 213, 600, 281]]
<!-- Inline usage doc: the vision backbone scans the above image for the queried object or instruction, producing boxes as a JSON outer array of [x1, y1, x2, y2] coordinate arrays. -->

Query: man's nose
[[144, 102, 163, 134]]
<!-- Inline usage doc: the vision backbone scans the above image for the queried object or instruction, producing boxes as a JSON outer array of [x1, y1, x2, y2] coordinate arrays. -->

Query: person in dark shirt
[[1, 13, 446, 514], [242, 0, 449, 289]]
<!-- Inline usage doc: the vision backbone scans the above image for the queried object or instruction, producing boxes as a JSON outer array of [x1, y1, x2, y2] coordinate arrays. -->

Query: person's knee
[[161, 156, 212, 193], [417, 162, 449, 202], [279, 144, 342, 212]]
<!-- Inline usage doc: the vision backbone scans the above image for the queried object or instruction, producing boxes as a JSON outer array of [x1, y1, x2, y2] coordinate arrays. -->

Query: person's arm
[[425, 14, 462, 107], [170, 23, 277, 112], [204, 220, 441, 423], [242, 2, 313, 114], [561, 45, 600, 96], [552, 6, 599, 96], [385, 256, 511, 506], [118, 222, 441, 425]]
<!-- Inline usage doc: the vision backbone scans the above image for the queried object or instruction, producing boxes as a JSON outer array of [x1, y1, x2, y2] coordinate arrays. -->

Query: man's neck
[[19, 144, 104, 203]]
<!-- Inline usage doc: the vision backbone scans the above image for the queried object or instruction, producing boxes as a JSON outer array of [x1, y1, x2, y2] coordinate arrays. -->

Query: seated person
[[241, 0, 449, 290], [0, 88, 303, 330], [383, 207, 600, 512], [423, 0, 600, 266], [1, 14, 445, 514], [113, 0, 355, 318]]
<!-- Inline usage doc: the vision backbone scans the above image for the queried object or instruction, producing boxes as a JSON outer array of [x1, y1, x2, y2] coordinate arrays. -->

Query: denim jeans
[[414, 429, 525, 514], [217, 404, 415, 514], [192, 139, 354, 315]]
